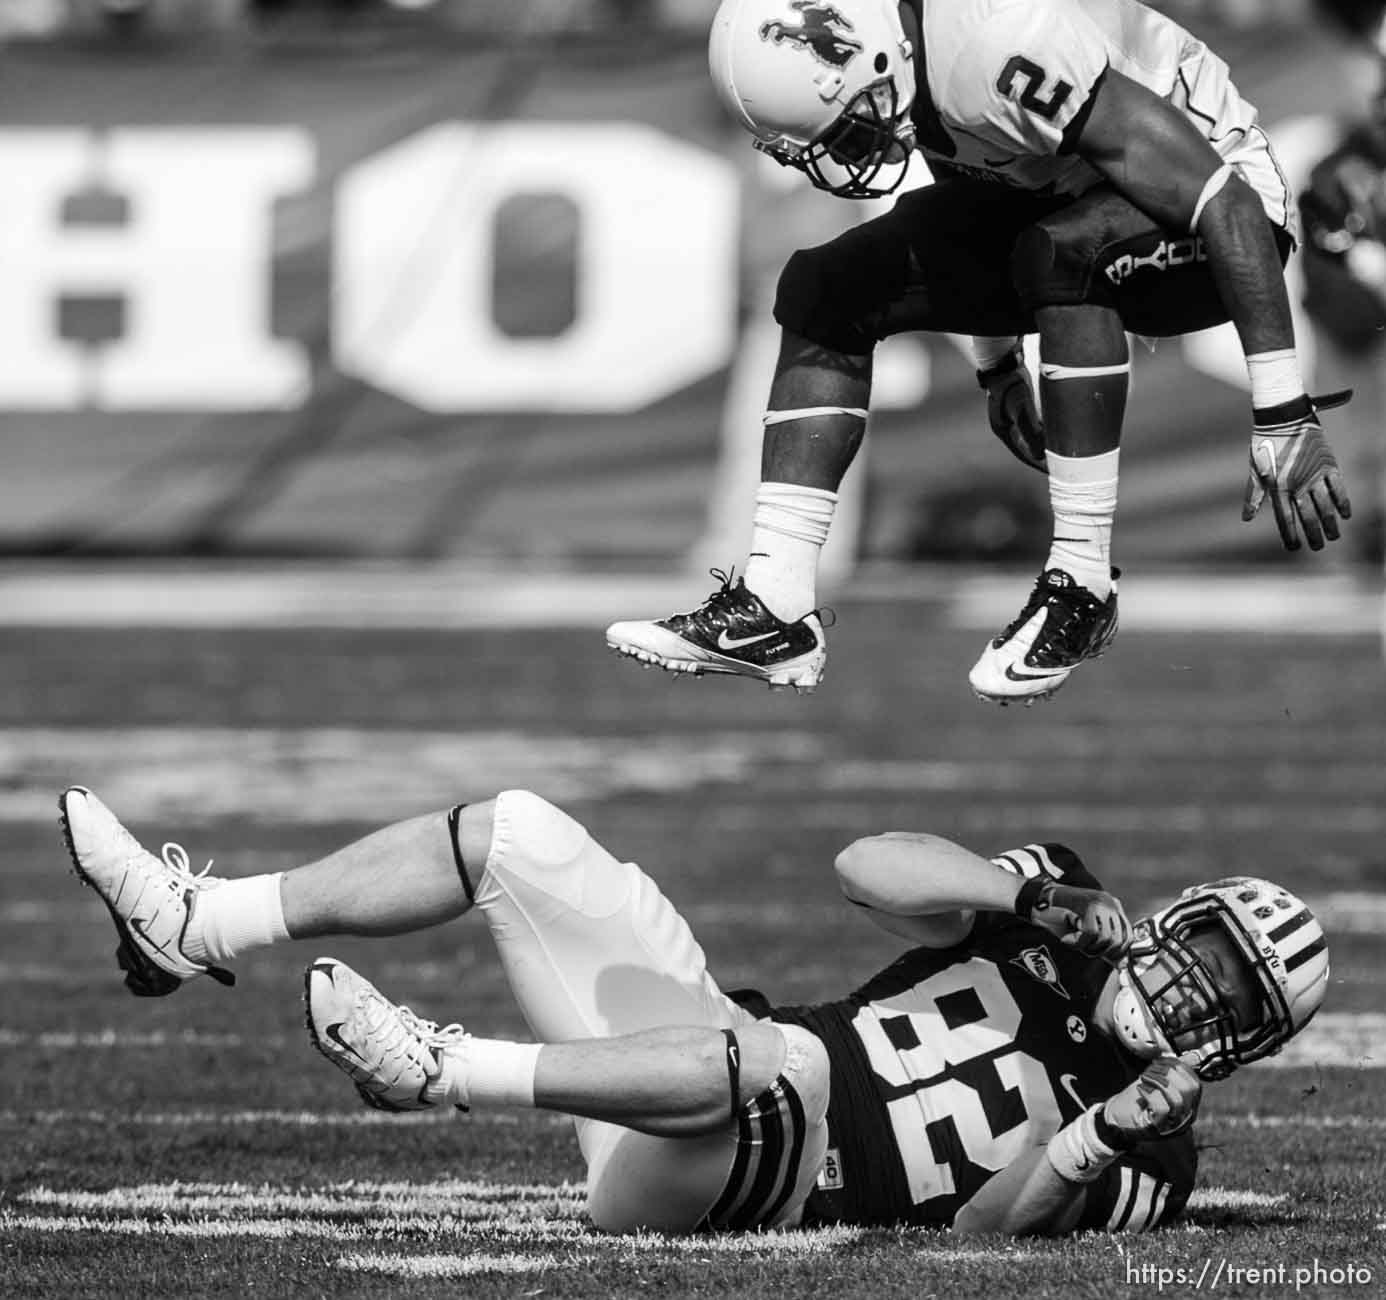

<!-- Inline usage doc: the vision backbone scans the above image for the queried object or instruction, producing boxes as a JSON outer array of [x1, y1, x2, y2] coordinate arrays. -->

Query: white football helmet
[[708, 0, 917, 198], [1111, 877, 1329, 1080]]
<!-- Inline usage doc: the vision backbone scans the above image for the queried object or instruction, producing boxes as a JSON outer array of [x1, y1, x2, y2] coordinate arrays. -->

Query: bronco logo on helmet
[[759, 1, 863, 68]]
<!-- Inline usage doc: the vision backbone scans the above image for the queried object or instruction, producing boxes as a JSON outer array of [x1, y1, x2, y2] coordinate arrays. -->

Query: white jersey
[[913, 0, 1295, 235]]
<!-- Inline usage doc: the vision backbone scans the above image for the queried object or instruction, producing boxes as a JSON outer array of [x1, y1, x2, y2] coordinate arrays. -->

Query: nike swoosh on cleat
[[128, 914, 173, 955], [324, 1021, 369, 1064], [716, 629, 780, 651], [1004, 664, 1070, 682]]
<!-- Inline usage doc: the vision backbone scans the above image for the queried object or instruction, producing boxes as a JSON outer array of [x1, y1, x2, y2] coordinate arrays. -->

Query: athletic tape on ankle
[[753, 486, 837, 546], [1046, 1106, 1121, 1184], [1189, 163, 1234, 232], [722, 1029, 742, 1124], [1038, 362, 1130, 381], [763, 407, 868, 426]]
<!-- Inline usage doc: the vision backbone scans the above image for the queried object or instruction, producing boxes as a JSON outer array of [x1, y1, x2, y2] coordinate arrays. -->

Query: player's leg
[[968, 188, 1258, 705], [58, 785, 474, 994], [306, 954, 829, 1232], [61, 782, 832, 1230], [305, 788, 831, 1232], [605, 179, 1053, 692]]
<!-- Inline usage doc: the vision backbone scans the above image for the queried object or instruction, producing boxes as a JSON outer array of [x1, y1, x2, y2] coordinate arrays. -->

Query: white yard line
[[0, 564, 1376, 633], [1187, 1188, 1289, 1209], [0, 725, 824, 824], [0, 1108, 532, 1128]]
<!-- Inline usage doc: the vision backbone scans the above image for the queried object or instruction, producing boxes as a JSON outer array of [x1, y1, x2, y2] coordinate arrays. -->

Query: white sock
[[742, 482, 838, 621], [430, 1037, 541, 1109], [1045, 449, 1120, 597], [184, 873, 289, 965]]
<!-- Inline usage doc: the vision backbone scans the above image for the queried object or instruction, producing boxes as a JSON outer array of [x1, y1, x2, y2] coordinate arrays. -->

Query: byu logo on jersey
[[759, 1, 863, 68], [1010, 946, 1070, 999]]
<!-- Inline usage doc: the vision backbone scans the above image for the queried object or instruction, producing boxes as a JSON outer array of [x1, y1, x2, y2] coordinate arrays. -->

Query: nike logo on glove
[[1250, 438, 1280, 480], [716, 629, 780, 651]]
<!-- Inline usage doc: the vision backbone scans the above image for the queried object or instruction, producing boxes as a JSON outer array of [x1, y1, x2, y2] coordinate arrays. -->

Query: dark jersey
[[772, 843, 1196, 1230]]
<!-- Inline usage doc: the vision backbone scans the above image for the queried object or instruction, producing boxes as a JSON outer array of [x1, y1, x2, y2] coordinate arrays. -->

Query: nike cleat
[[58, 786, 234, 996], [605, 569, 827, 692], [968, 568, 1119, 705], [305, 958, 468, 1113]]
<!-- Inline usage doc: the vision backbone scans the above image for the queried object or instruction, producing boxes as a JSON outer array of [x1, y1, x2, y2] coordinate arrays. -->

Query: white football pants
[[472, 789, 829, 1233]]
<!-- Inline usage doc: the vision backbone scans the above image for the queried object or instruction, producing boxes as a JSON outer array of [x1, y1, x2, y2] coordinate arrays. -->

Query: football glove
[[978, 348, 1046, 474], [1101, 1056, 1202, 1142], [1242, 390, 1353, 551], [1014, 877, 1132, 960]]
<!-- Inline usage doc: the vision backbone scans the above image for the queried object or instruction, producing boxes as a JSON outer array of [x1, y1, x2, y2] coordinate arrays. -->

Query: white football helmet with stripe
[[708, 0, 917, 197], [1112, 877, 1329, 1080]]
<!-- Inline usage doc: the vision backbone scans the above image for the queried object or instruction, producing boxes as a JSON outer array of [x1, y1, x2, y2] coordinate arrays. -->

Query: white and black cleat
[[305, 958, 467, 1114], [606, 570, 826, 693], [58, 786, 233, 997], [969, 568, 1119, 704]]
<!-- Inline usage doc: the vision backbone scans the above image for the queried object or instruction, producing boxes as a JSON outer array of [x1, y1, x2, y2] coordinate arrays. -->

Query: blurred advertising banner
[[0, 25, 1366, 566]]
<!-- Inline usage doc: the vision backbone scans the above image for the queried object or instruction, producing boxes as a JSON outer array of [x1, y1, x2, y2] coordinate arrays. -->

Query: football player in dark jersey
[[606, 0, 1352, 704], [59, 784, 1327, 1236]]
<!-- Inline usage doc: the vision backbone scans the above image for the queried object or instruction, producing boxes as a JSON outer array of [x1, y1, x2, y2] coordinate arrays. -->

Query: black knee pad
[[1011, 216, 1119, 314], [773, 245, 883, 355]]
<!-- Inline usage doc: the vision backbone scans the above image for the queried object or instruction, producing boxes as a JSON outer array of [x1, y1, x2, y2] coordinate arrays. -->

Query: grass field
[[1, 572, 1384, 1298]]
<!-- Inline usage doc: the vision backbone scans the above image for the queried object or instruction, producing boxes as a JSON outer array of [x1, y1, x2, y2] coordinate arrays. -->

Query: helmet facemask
[[1119, 886, 1320, 1080], [756, 76, 916, 198]]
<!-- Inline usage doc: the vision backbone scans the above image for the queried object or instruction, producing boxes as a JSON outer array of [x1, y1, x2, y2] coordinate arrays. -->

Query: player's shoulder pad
[[934, 0, 1108, 150], [990, 843, 1104, 892]]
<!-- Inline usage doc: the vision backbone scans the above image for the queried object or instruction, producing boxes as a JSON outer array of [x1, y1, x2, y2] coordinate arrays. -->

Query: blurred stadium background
[[1, 3, 1384, 1297], [0, 0, 1381, 573]]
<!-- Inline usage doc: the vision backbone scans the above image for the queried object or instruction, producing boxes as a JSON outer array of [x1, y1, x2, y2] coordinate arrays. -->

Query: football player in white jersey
[[606, 0, 1353, 704], [58, 784, 1328, 1236]]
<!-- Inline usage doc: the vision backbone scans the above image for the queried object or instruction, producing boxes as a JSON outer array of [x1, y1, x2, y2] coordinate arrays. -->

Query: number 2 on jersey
[[997, 55, 1074, 121]]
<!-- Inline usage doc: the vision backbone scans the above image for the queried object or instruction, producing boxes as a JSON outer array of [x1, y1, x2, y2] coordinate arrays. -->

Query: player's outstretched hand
[[1242, 391, 1352, 551], [1102, 1056, 1203, 1142], [1015, 879, 1132, 960], [978, 351, 1046, 473]]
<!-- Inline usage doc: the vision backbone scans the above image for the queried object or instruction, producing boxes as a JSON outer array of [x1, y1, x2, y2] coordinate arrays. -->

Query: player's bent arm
[[955, 1057, 1203, 1235], [951, 1144, 1087, 1237], [1072, 69, 1295, 355], [834, 832, 1021, 947]]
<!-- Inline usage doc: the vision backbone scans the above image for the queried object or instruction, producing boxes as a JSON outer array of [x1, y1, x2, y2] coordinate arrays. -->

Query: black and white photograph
[[0, 0, 1382, 1295]]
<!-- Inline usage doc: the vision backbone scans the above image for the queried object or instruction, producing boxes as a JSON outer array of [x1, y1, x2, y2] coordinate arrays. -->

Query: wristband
[[1092, 1102, 1142, 1152], [1045, 1106, 1121, 1184], [1014, 876, 1052, 918], [976, 349, 1021, 387]]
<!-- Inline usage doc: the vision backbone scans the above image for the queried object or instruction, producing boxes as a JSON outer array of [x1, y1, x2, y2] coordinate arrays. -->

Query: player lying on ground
[[59, 785, 1327, 1235], [606, 0, 1352, 704]]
